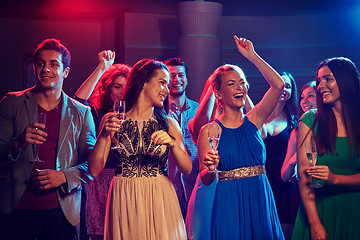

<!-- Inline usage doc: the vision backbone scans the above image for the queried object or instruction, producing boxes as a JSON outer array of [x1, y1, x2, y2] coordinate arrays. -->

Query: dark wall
[[1, 3, 360, 103]]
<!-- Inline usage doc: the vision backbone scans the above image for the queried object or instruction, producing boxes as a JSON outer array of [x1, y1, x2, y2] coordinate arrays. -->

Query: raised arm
[[245, 94, 267, 139], [188, 80, 216, 143], [234, 36, 284, 129], [75, 50, 115, 100]]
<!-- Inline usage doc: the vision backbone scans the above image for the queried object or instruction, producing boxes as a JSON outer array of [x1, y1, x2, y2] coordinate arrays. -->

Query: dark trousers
[[0, 208, 77, 240]]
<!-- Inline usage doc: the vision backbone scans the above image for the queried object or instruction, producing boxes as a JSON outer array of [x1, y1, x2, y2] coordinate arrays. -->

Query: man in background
[[164, 58, 199, 218]]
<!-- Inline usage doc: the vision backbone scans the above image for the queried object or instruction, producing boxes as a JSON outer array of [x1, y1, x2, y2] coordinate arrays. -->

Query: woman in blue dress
[[197, 36, 285, 240]]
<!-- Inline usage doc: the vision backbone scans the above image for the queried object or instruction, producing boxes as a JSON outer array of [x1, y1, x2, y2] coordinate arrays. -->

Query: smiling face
[[215, 69, 248, 109], [300, 86, 317, 113], [142, 68, 170, 107], [167, 65, 188, 97], [34, 49, 69, 91], [316, 65, 340, 106], [110, 75, 127, 102], [279, 74, 292, 103]]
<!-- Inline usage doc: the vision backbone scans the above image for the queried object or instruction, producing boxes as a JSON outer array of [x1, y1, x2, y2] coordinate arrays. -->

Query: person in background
[[87, 59, 192, 239], [164, 58, 199, 219], [263, 71, 299, 239], [198, 36, 284, 239], [74, 50, 131, 240], [282, 81, 317, 183], [0, 38, 96, 239], [292, 57, 360, 240]]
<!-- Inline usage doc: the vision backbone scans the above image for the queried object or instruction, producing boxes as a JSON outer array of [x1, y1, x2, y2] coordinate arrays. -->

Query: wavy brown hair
[[88, 64, 131, 119]]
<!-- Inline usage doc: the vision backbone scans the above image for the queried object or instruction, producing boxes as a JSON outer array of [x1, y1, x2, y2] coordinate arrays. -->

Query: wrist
[[308, 219, 322, 228], [247, 51, 260, 63], [98, 62, 109, 72], [330, 174, 338, 185], [11, 139, 21, 153]]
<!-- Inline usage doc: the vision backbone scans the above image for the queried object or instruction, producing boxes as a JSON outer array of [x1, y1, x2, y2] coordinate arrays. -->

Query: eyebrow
[[227, 79, 244, 83], [320, 74, 333, 78], [36, 59, 60, 64]]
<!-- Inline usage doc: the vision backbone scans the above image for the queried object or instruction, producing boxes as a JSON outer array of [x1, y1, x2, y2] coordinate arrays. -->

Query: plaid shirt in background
[[168, 98, 199, 203]]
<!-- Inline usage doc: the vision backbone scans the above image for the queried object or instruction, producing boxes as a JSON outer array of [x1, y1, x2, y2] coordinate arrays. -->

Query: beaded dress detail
[[104, 117, 187, 240]]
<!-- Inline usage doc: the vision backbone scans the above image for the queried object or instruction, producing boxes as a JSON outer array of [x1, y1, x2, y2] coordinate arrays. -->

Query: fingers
[[103, 113, 122, 134], [204, 150, 219, 170], [26, 124, 47, 144], [31, 169, 66, 190], [233, 35, 254, 52], [307, 165, 331, 181], [99, 50, 115, 61], [151, 130, 173, 146]]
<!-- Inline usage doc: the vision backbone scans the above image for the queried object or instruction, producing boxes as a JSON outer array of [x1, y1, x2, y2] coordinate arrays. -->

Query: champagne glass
[[30, 112, 46, 163], [208, 121, 220, 173], [305, 138, 323, 188], [111, 100, 125, 150]]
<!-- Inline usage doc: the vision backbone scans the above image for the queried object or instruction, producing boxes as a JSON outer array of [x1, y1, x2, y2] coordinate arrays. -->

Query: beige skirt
[[104, 174, 187, 240]]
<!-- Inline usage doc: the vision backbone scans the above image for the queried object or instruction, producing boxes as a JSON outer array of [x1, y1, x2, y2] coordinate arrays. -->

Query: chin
[[170, 90, 185, 97], [155, 101, 164, 107]]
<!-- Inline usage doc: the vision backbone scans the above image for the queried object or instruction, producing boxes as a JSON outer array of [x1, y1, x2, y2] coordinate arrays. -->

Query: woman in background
[[88, 59, 192, 239], [292, 57, 360, 240], [282, 81, 317, 183], [74, 50, 131, 240], [263, 71, 299, 239]]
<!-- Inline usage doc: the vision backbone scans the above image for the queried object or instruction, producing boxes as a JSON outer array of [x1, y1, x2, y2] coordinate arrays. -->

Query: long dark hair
[[280, 72, 299, 130], [88, 64, 131, 119], [123, 59, 169, 130], [315, 57, 360, 157]]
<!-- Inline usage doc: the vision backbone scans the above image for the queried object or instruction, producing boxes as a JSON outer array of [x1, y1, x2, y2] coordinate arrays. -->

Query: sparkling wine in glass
[[208, 121, 220, 173], [111, 100, 125, 150], [31, 112, 46, 163], [305, 138, 323, 188]]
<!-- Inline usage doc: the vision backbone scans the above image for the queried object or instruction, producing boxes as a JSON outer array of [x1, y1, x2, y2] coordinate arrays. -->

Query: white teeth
[[322, 92, 331, 97]]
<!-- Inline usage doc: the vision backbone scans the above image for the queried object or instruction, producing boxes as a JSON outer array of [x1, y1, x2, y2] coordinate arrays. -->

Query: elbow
[[88, 168, 99, 178], [183, 164, 192, 175], [273, 77, 285, 92], [181, 161, 192, 175], [88, 162, 102, 178], [278, 77, 285, 90]]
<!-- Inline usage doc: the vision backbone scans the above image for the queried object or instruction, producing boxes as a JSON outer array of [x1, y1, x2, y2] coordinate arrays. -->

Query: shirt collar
[[170, 97, 190, 112]]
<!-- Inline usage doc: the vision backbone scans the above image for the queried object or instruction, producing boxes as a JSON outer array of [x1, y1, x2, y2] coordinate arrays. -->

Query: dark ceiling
[[1, 0, 359, 19]]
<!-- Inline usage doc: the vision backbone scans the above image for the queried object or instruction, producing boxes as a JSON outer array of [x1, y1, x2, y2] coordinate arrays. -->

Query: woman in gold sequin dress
[[88, 59, 192, 240]]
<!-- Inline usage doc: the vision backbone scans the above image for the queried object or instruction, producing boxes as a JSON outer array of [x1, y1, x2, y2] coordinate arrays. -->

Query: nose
[[172, 74, 180, 83], [41, 63, 50, 72], [164, 84, 170, 94], [236, 82, 244, 90], [318, 79, 326, 89]]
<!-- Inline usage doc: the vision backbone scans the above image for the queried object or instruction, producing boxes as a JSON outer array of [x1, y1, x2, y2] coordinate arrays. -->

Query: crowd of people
[[0, 36, 359, 240]]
